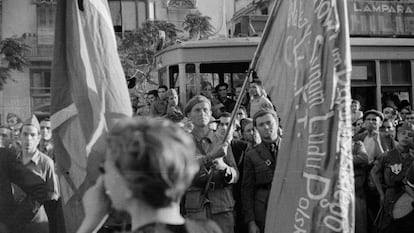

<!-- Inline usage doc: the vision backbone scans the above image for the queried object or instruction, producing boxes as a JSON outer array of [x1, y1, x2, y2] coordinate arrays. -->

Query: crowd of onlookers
[[3, 81, 414, 233], [351, 99, 414, 233]]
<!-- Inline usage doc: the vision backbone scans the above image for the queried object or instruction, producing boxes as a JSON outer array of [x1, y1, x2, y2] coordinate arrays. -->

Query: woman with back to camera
[[76, 117, 222, 233]]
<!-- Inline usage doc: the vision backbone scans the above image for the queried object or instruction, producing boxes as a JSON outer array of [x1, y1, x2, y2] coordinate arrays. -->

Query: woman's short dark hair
[[107, 117, 199, 208]]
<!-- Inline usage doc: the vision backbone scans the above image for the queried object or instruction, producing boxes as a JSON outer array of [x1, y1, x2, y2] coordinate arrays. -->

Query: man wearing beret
[[353, 109, 395, 232], [370, 122, 414, 233], [183, 95, 238, 233]]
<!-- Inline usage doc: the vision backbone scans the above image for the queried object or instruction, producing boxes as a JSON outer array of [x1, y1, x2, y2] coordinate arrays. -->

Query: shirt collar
[[18, 149, 41, 165]]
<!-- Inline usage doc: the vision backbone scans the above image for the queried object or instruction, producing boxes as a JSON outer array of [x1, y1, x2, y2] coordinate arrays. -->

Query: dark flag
[[50, 0, 133, 232], [255, 0, 355, 232]]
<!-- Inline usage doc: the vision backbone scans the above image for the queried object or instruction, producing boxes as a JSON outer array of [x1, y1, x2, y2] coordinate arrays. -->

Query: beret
[[184, 95, 211, 116], [363, 109, 384, 122]]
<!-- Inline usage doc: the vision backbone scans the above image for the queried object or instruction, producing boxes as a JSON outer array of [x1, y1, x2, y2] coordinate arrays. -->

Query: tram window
[[380, 60, 411, 85]]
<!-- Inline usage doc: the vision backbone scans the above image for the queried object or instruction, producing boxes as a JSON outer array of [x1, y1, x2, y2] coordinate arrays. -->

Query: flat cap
[[184, 95, 211, 116], [363, 109, 384, 122]]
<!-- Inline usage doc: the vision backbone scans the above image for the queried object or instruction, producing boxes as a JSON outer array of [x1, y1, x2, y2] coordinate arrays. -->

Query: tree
[[118, 20, 179, 101], [0, 37, 30, 90], [183, 11, 214, 40]]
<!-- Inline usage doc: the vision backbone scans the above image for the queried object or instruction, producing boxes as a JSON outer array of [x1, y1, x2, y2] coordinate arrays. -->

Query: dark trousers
[[44, 199, 60, 233]]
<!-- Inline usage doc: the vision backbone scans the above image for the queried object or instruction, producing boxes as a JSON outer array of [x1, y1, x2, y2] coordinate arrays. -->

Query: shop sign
[[349, 1, 414, 36], [33, 0, 57, 5]]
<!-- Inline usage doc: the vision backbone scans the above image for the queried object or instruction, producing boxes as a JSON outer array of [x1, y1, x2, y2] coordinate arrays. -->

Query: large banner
[[51, 0, 132, 232], [255, 0, 355, 233], [349, 0, 414, 36]]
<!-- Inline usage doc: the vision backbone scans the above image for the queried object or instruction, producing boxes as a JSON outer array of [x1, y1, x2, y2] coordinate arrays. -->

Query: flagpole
[[221, 0, 282, 143]]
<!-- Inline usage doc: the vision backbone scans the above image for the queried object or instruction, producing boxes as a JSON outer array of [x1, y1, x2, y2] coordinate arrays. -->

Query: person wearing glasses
[[370, 122, 414, 233], [76, 117, 222, 233]]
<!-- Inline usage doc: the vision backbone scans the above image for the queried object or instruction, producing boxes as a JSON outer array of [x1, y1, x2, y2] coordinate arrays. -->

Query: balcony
[[348, 0, 414, 37], [22, 33, 54, 59]]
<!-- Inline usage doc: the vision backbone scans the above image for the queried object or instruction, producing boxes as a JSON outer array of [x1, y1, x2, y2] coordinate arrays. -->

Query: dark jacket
[[0, 148, 48, 232], [241, 142, 278, 227], [184, 132, 239, 216]]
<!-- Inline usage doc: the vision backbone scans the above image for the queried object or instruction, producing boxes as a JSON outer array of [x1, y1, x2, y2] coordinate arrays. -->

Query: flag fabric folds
[[255, 0, 354, 233], [51, 0, 132, 232]]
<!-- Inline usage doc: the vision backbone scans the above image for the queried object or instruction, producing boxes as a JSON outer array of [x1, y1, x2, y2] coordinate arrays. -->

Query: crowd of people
[[2, 80, 414, 233], [351, 99, 414, 233], [0, 114, 60, 233]]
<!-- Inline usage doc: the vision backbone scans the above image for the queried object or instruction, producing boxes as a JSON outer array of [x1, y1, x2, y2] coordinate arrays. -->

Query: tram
[[154, 37, 261, 106]]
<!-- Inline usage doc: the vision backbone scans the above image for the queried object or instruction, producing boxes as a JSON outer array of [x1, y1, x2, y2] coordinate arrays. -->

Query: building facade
[[0, 0, 228, 123], [229, 0, 414, 112]]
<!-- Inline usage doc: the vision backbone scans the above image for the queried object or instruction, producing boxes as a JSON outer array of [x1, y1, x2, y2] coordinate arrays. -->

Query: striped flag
[[51, 0, 132, 232], [255, 0, 355, 233]]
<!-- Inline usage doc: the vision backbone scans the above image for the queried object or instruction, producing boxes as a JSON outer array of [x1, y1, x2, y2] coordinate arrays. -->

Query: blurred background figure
[[351, 99, 364, 125], [0, 125, 12, 149], [76, 117, 222, 233], [165, 89, 184, 122]]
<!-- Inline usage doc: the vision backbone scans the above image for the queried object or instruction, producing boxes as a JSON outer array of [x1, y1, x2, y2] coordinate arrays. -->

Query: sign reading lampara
[[33, 0, 57, 5]]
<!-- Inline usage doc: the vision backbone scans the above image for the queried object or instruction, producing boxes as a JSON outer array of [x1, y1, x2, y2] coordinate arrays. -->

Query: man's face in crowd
[[396, 128, 414, 147], [217, 86, 228, 98], [382, 121, 395, 139], [201, 85, 213, 98], [351, 101, 359, 113], [40, 120, 52, 140], [364, 114, 382, 132], [20, 125, 40, 153], [168, 93, 179, 107], [147, 94, 156, 105], [383, 107, 396, 120], [0, 127, 12, 148], [243, 122, 261, 145], [406, 113, 414, 124], [189, 102, 211, 128], [248, 83, 261, 97], [217, 116, 234, 139], [236, 109, 247, 121], [158, 87, 167, 99], [255, 113, 279, 142]]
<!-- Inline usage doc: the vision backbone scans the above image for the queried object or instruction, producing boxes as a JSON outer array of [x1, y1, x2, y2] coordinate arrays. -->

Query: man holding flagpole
[[249, 0, 355, 232]]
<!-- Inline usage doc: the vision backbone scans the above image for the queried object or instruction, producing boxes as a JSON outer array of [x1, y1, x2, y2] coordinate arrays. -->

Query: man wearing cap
[[370, 122, 414, 233], [183, 95, 238, 233], [242, 109, 281, 233], [354, 109, 395, 232], [14, 115, 60, 233], [215, 83, 236, 113]]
